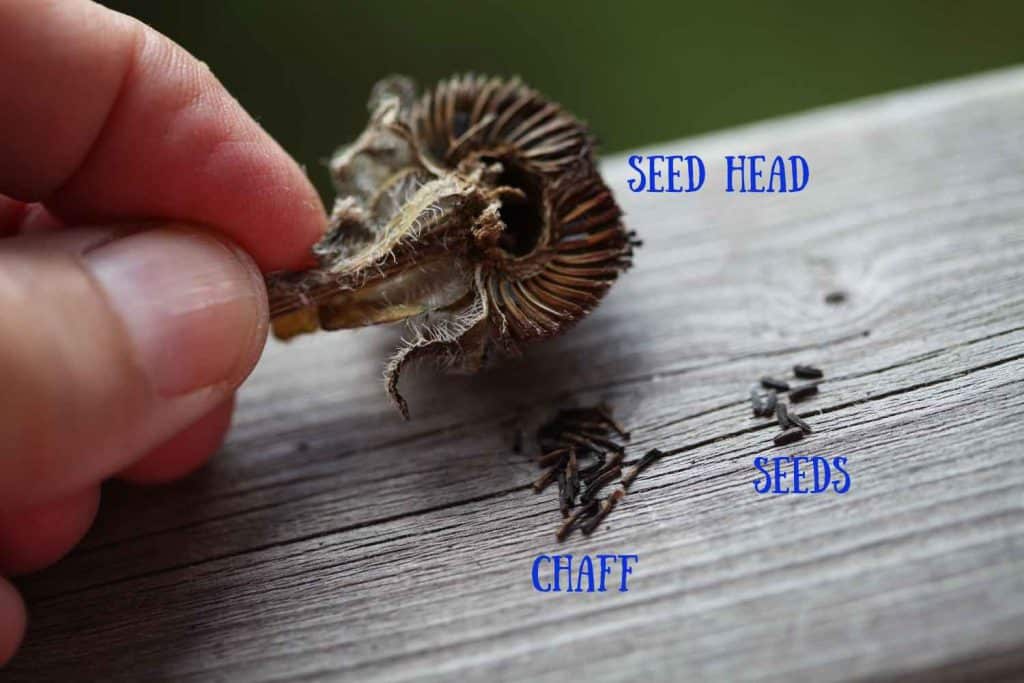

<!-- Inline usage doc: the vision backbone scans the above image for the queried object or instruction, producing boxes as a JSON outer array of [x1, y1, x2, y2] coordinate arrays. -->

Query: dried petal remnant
[[266, 75, 636, 417]]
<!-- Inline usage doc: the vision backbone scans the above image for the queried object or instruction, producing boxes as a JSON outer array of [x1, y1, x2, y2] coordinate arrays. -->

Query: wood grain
[[6, 66, 1024, 682]]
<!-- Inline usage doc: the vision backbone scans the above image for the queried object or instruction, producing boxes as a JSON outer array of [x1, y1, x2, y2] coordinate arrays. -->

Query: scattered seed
[[760, 376, 790, 392], [793, 364, 823, 379], [774, 427, 804, 446], [621, 448, 665, 489], [556, 499, 599, 541], [581, 489, 625, 535], [789, 383, 820, 402], [787, 410, 813, 433], [775, 401, 793, 430], [751, 388, 778, 417], [824, 290, 847, 305]]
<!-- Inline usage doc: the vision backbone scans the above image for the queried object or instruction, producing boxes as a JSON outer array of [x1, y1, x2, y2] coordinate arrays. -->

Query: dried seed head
[[267, 75, 636, 417]]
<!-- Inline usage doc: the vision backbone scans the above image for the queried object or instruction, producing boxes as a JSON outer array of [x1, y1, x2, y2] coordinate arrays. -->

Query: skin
[[0, 0, 327, 665]]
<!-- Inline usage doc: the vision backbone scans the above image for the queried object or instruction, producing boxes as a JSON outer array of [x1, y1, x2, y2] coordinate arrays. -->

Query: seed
[[789, 383, 820, 402], [556, 499, 599, 542], [621, 448, 665, 489], [793, 364, 823, 379], [775, 401, 793, 429], [787, 410, 813, 434], [751, 389, 777, 417], [773, 427, 804, 446], [824, 290, 847, 305], [760, 376, 790, 392], [581, 489, 625, 536]]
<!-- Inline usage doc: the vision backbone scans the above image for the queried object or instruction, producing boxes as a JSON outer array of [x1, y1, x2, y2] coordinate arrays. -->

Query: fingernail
[[85, 228, 268, 396]]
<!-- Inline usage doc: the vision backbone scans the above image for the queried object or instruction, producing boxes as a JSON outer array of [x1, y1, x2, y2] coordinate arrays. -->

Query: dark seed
[[751, 389, 777, 417], [824, 290, 847, 305], [789, 383, 820, 402], [787, 411, 813, 433], [760, 376, 790, 392], [775, 401, 793, 429], [774, 427, 804, 446], [793, 364, 823, 379]]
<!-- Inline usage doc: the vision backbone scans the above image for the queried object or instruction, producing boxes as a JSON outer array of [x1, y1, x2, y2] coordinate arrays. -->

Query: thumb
[[0, 226, 267, 510]]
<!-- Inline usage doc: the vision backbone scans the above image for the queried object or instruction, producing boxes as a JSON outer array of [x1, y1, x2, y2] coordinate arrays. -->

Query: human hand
[[0, 0, 327, 664]]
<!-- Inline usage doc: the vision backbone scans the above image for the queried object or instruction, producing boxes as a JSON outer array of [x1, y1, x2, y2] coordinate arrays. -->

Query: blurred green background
[[103, 1, 1024, 202]]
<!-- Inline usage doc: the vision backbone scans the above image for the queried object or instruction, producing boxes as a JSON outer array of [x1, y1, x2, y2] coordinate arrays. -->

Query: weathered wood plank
[[7, 66, 1024, 681]]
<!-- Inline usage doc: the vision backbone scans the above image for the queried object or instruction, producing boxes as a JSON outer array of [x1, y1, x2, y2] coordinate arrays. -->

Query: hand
[[0, 0, 327, 664]]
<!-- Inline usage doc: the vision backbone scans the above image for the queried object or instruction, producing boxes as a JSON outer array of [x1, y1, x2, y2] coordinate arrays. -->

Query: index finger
[[0, 0, 326, 270]]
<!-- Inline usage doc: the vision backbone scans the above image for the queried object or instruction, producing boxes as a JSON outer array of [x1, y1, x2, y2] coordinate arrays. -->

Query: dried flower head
[[267, 75, 637, 417]]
